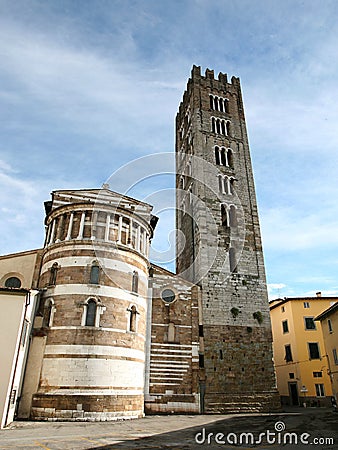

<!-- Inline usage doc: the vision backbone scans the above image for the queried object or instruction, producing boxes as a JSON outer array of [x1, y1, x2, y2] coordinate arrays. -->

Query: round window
[[161, 288, 176, 303], [5, 276, 22, 288]]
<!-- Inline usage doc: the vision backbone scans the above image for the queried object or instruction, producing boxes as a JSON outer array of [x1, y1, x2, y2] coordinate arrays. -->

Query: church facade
[[1, 67, 279, 424]]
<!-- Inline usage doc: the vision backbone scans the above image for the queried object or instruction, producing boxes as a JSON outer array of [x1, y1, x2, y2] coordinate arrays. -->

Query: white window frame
[[81, 297, 105, 327]]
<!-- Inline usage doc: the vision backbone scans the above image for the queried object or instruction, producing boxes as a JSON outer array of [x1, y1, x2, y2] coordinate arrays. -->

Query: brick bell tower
[[176, 66, 279, 412]]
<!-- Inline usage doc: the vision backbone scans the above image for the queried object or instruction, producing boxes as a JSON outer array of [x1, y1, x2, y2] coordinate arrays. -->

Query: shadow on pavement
[[89, 410, 338, 449]]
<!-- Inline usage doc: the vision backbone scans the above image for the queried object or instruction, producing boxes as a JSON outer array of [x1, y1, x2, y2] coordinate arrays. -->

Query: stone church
[[1, 66, 279, 423]]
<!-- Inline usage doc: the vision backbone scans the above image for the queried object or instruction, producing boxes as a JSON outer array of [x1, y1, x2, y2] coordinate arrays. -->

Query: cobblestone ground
[[0, 408, 337, 449]]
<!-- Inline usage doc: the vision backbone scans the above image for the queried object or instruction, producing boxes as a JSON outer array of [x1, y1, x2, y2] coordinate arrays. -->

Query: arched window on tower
[[49, 263, 59, 286], [221, 204, 229, 227], [216, 119, 221, 134], [226, 121, 231, 136], [90, 261, 100, 284], [227, 149, 233, 168], [209, 95, 214, 110], [132, 271, 139, 293], [215, 146, 220, 165], [85, 299, 97, 326], [221, 119, 226, 135], [211, 117, 216, 133], [220, 147, 227, 166], [229, 178, 235, 195], [43, 298, 55, 327]]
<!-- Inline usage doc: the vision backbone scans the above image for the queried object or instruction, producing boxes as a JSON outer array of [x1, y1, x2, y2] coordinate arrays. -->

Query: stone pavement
[[0, 408, 337, 449]]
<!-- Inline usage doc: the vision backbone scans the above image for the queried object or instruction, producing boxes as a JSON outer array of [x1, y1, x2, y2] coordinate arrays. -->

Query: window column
[[128, 219, 133, 247], [226, 177, 231, 195], [136, 224, 141, 252], [105, 214, 111, 241], [117, 215, 123, 243], [91, 212, 98, 239], [65, 212, 74, 240], [146, 237, 150, 258], [77, 212, 86, 239], [224, 149, 229, 166], [44, 223, 52, 246], [141, 230, 146, 255], [48, 220, 56, 245]]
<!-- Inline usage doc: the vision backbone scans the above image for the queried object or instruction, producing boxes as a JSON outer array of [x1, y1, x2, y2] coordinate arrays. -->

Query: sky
[[1, 0, 338, 300]]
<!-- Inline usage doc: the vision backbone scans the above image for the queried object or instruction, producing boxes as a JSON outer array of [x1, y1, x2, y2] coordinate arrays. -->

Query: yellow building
[[270, 294, 336, 407], [315, 302, 338, 405]]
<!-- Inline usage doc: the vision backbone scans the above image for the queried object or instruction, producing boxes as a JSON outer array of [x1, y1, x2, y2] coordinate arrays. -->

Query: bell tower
[[176, 66, 279, 412]]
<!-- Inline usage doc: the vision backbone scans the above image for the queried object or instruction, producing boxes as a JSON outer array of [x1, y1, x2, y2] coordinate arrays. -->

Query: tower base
[[204, 391, 281, 414], [31, 392, 144, 421]]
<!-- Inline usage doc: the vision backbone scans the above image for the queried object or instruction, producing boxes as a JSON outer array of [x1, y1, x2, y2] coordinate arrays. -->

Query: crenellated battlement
[[191, 64, 240, 87]]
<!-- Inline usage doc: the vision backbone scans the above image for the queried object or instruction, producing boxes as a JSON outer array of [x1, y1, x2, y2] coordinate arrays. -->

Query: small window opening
[[43, 299, 54, 327], [132, 271, 139, 293], [49, 263, 59, 286], [221, 120, 226, 135], [285, 344, 293, 362], [282, 320, 289, 333], [221, 204, 228, 227], [5, 276, 21, 288], [227, 149, 233, 168], [90, 263, 100, 284], [211, 117, 216, 133], [85, 299, 97, 326], [221, 148, 227, 166], [129, 305, 138, 332], [199, 354, 205, 368], [308, 342, 320, 359], [215, 146, 220, 165], [305, 317, 316, 330]]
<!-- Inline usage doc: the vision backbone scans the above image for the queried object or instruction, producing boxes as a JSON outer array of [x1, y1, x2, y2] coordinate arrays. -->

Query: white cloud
[[267, 283, 287, 300], [268, 283, 286, 291], [0, 160, 37, 204], [0, 21, 182, 131], [0, 159, 16, 173], [260, 206, 338, 251]]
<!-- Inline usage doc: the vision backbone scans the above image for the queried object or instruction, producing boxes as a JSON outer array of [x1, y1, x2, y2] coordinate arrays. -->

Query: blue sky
[[1, 0, 338, 299]]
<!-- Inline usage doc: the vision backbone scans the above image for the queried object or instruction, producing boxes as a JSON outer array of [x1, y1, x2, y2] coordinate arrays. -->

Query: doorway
[[288, 382, 299, 406]]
